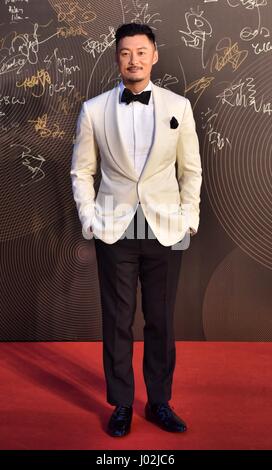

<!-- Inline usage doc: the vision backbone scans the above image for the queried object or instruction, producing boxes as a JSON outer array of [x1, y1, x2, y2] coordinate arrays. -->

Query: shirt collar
[[119, 80, 153, 103]]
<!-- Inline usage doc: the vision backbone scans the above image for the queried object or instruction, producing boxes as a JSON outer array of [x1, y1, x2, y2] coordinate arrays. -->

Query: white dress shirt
[[118, 80, 155, 178]]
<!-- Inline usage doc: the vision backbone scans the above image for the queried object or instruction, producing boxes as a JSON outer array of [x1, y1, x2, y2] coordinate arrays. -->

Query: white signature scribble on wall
[[251, 27, 271, 54], [227, 0, 268, 41], [5, 0, 29, 23], [201, 108, 231, 153], [0, 22, 58, 75], [122, 0, 162, 27], [179, 7, 212, 69], [82, 26, 116, 59], [1, 121, 19, 132], [154, 73, 179, 90], [43, 47, 80, 97], [227, 0, 267, 9], [11, 143, 46, 186], [216, 77, 272, 116], [0, 94, 26, 116]]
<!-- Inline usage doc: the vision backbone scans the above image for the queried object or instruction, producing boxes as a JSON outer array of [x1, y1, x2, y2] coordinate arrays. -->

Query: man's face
[[115, 34, 158, 86]]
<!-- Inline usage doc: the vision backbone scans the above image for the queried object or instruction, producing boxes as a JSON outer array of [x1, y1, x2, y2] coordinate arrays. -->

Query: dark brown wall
[[1, 0, 271, 340]]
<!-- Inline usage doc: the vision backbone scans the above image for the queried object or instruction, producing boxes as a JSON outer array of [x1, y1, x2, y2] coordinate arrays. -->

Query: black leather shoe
[[145, 402, 187, 433], [107, 405, 133, 437]]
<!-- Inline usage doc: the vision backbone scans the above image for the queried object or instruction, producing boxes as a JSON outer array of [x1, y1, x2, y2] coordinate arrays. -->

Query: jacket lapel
[[104, 84, 138, 181], [139, 82, 168, 182]]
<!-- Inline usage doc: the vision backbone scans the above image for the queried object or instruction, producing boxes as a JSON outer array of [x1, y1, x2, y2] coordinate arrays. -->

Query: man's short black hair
[[115, 23, 156, 50]]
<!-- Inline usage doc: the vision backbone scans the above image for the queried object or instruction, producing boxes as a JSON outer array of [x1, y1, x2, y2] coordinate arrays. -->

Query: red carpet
[[0, 342, 271, 450]]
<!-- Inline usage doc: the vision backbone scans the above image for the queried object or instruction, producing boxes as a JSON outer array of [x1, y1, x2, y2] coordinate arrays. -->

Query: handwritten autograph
[[154, 74, 179, 90], [11, 144, 46, 186], [0, 23, 58, 75], [252, 39, 272, 54], [50, 90, 85, 115], [123, 0, 162, 27], [227, 0, 268, 41], [57, 25, 88, 38], [201, 108, 231, 153], [16, 69, 51, 97], [227, 0, 267, 9], [185, 76, 215, 108], [179, 7, 212, 69], [53, 1, 96, 25], [210, 37, 248, 72], [216, 77, 272, 116], [82, 26, 115, 59], [6, 0, 29, 23], [0, 94, 25, 106], [28, 113, 65, 138], [43, 47, 80, 96]]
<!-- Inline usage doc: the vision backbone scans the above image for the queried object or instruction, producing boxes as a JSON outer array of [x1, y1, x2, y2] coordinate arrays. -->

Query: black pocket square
[[170, 116, 179, 129]]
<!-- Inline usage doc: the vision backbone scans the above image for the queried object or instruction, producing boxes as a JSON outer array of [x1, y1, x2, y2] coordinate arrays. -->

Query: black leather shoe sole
[[107, 425, 131, 437]]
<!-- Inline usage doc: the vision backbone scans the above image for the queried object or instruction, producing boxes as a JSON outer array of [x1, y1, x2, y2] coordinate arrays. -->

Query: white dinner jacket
[[71, 81, 202, 246]]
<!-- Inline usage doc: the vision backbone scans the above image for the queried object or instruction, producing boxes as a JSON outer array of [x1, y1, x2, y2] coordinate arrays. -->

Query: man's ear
[[153, 48, 159, 65]]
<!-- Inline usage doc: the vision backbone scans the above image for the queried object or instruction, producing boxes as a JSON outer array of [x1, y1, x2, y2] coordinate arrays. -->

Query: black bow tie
[[121, 88, 151, 105]]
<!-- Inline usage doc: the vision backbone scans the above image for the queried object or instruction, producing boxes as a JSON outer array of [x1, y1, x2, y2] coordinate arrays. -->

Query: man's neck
[[122, 79, 150, 94]]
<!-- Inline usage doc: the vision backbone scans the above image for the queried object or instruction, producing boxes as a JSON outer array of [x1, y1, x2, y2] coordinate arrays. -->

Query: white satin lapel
[[104, 85, 138, 181], [139, 82, 169, 182]]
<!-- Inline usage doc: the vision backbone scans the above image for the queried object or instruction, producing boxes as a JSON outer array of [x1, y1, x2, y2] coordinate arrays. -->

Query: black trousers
[[94, 204, 183, 406]]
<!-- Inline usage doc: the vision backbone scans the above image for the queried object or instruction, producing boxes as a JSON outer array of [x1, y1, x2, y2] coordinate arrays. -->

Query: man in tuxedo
[[71, 23, 202, 437]]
